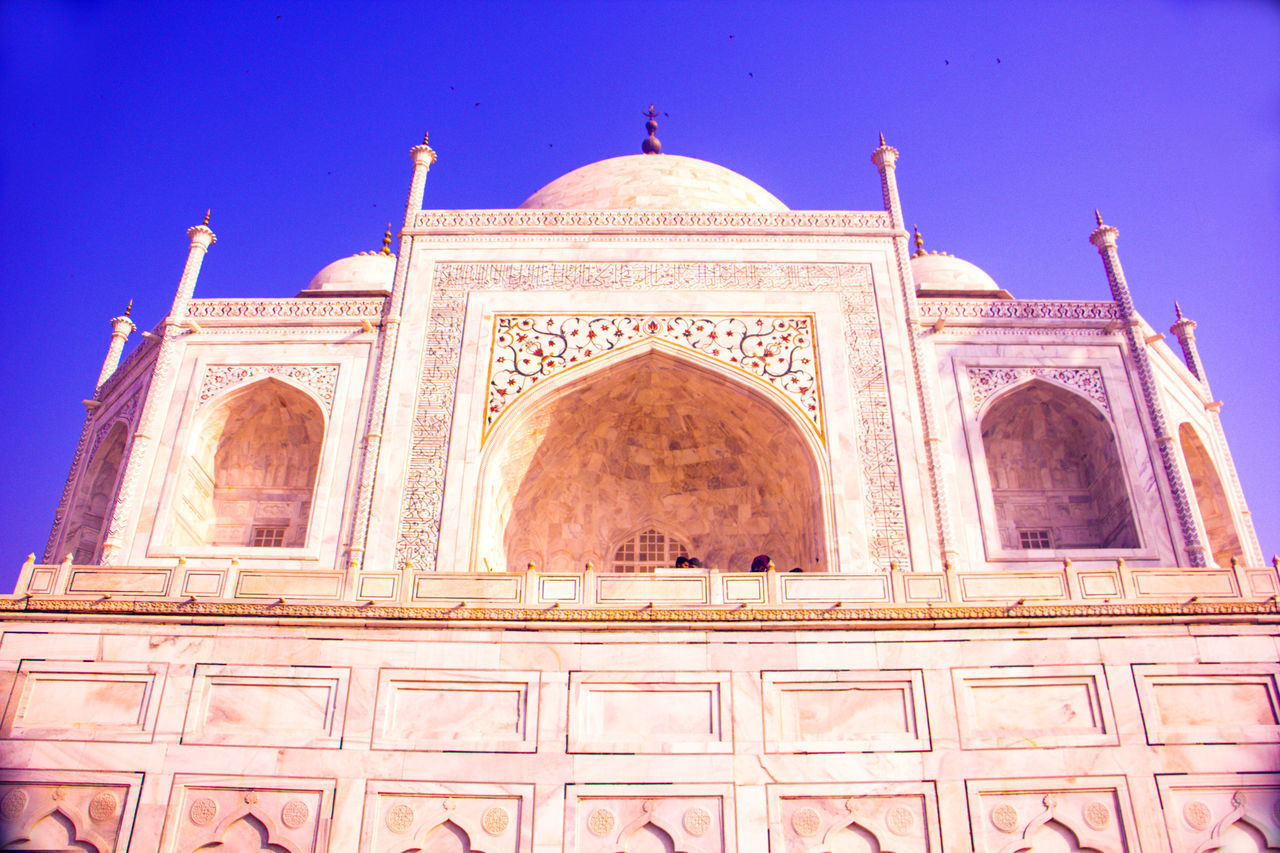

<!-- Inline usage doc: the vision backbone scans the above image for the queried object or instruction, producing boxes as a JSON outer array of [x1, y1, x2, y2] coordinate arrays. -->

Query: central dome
[[519, 154, 788, 211]]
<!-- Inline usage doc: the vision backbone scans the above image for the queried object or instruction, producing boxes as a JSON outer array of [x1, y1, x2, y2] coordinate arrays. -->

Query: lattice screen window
[[251, 526, 287, 548], [1017, 528, 1053, 549], [612, 528, 691, 573]]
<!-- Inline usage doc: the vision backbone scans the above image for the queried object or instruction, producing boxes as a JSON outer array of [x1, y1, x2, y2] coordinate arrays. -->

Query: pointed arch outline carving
[[472, 339, 836, 574], [5, 805, 103, 852], [197, 804, 303, 853], [969, 366, 1111, 418]]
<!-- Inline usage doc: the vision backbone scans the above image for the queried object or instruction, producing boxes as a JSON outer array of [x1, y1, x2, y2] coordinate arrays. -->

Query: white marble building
[[2, 124, 1277, 852]]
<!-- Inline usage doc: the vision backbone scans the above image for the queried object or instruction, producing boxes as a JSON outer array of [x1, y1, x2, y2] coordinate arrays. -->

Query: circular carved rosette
[[1183, 800, 1212, 831], [1082, 801, 1110, 831], [586, 807, 616, 837], [281, 799, 309, 830], [990, 803, 1019, 834], [0, 789, 28, 821], [89, 792, 118, 823], [385, 804, 415, 834], [683, 807, 711, 837], [189, 797, 218, 827], [482, 806, 511, 836], [886, 805, 914, 836], [791, 807, 822, 837]]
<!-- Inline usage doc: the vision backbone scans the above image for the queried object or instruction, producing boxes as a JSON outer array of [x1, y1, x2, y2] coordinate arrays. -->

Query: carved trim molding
[[918, 299, 1121, 322], [187, 297, 385, 320], [485, 314, 822, 441], [8, 597, 1275, 623], [413, 209, 893, 231], [197, 364, 340, 411], [968, 366, 1111, 414], [396, 262, 907, 573]]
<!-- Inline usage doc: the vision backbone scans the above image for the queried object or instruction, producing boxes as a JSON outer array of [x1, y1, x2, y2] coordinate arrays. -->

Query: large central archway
[[474, 346, 828, 573]]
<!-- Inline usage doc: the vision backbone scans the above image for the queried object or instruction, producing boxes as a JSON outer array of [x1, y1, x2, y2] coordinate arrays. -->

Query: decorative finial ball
[[642, 136, 662, 154]]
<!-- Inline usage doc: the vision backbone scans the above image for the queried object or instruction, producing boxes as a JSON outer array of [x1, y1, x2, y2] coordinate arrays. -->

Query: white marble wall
[[1, 615, 1277, 851]]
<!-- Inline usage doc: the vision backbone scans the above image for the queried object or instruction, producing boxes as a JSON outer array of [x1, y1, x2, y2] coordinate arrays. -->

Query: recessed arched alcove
[[172, 378, 324, 549], [1179, 422, 1243, 566], [475, 346, 827, 573], [66, 422, 128, 563], [980, 380, 1138, 551]]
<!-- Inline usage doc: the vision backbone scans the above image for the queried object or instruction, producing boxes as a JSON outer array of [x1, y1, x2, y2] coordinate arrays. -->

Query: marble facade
[[5, 134, 1276, 851]]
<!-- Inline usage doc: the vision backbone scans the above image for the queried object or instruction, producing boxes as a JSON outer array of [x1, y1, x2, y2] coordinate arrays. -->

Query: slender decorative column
[[872, 134, 957, 569], [96, 302, 137, 390], [1169, 303, 1263, 565], [1090, 212, 1206, 567], [1170, 302, 1208, 390], [100, 214, 215, 564], [347, 135, 435, 573]]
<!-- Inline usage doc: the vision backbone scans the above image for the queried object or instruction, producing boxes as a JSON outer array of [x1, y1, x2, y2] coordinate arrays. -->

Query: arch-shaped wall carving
[[420, 819, 473, 853], [1179, 422, 1243, 567], [475, 345, 829, 573], [172, 378, 325, 549], [980, 379, 1138, 550], [64, 422, 129, 564]]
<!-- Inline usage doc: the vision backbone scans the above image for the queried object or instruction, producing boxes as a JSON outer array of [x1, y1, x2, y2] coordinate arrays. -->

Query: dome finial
[[912, 224, 925, 258], [202, 209, 211, 227], [1174, 300, 1183, 320], [879, 132, 886, 147], [1095, 208, 1104, 226], [380, 224, 393, 256], [124, 299, 133, 317], [641, 104, 662, 155]]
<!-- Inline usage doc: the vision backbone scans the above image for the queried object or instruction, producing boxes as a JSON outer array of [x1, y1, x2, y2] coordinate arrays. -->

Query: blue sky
[[1, 0, 1277, 586]]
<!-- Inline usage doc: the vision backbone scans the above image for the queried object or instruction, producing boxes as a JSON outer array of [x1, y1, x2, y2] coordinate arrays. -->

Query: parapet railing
[[8, 557, 1279, 612]]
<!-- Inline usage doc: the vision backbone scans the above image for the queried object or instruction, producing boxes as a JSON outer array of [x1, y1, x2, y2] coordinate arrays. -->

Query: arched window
[[981, 381, 1138, 551], [1179, 422, 1243, 566], [173, 378, 323, 549], [612, 528, 692, 573], [65, 422, 128, 564]]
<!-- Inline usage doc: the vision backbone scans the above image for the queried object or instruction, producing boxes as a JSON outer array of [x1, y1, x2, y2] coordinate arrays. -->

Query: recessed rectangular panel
[[954, 665, 1117, 748], [569, 672, 731, 753], [3, 662, 164, 742], [764, 671, 930, 752], [67, 569, 171, 595], [372, 670, 538, 752], [183, 664, 348, 748], [1135, 664, 1280, 744]]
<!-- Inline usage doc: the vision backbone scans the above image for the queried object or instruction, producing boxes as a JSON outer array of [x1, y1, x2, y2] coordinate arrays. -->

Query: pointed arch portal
[[475, 348, 828, 573], [1179, 422, 1243, 566], [981, 380, 1138, 550]]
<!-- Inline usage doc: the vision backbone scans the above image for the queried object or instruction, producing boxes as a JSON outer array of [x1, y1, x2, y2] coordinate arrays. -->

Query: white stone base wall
[[0, 616, 1276, 851]]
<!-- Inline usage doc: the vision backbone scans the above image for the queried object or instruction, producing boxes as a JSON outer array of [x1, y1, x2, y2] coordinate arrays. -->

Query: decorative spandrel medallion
[[484, 314, 823, 443], [396, 262, 906, 571]]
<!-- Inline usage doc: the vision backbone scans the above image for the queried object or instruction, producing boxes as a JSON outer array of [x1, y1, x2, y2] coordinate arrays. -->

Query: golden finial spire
[[879, 132, 886, 147], [1094, 209, 1103, 226], [202, 209, 211, 227], [380, 224, 393, 256], [912, 224, 925, 258], [1174, 300, 1183, 320], [423, 131, 430, 146], [641, 105, 662, 155], [124, 299, 133, 317]]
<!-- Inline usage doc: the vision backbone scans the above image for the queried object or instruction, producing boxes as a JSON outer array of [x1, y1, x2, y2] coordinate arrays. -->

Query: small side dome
[[301, 252, 395, 296], [520, 154, 788, 211], [911, 252, 1012, 299]]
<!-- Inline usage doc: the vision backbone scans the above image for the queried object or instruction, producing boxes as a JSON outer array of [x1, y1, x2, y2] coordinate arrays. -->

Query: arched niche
[[1009, 818, 1101, 853], [422, 820, 473, 853], [65, 422, 129, 564], [980, 380, 1138, 551], [1179, 422, 1243, 566], [172, 378, 324, 549], [475, 345, 828, 573]]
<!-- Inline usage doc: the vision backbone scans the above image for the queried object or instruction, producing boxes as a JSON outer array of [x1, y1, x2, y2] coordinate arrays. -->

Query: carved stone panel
[[359, 786, 525, 853], [568, 791, 727, 853], [777, 794, 932, 853], [968, 780, 1134, 853], [0, 775, 138, 853], [1157, 776, 1280, 852], [163, 776, 332, 853]]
